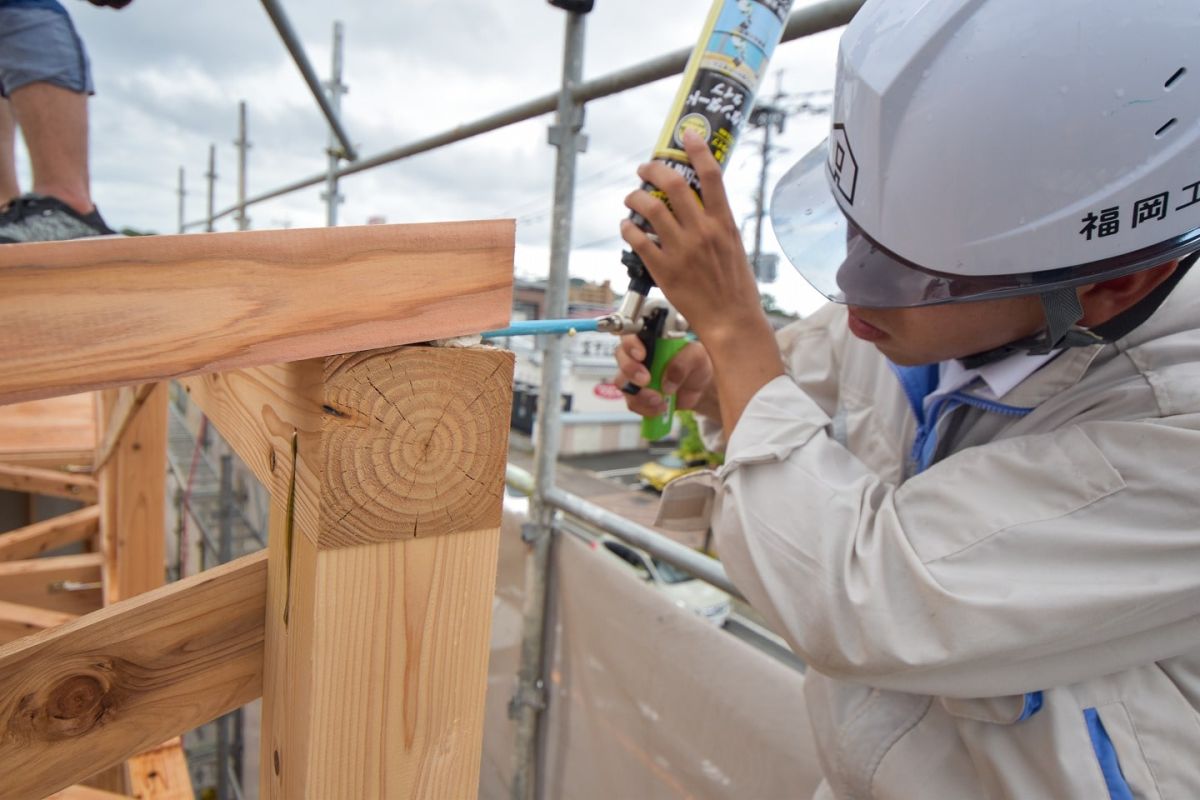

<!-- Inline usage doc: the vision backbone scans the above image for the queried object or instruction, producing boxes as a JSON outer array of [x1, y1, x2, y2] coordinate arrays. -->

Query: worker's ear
[[1077, 260, 1179, 327]]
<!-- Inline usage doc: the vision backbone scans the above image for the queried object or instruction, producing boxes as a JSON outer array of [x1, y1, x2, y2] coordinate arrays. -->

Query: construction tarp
[[481, 502, 823, 799]]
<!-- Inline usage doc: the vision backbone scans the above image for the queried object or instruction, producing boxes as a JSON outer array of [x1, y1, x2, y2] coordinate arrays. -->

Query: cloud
[[19, 0, 845, 313]]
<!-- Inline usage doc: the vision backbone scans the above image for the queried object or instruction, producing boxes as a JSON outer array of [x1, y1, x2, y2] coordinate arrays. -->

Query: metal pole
[[184, 0, 863, 229], [543, 487, 743, 599], [205, 144, 217, 232], [234, 102, 251, 232], [511, 10, 587, 800], [322, 21, 347, 226], [258, 0, 358, 161], [176, 166, 185, 234], [215, 453, 234, 800]]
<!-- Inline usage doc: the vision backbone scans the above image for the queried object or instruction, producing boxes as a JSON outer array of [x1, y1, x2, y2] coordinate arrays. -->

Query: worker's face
[[846, 295, 1046, 366]]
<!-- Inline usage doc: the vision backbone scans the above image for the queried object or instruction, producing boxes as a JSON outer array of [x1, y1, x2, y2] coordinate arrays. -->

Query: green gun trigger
[[641, 335, 690, 441]]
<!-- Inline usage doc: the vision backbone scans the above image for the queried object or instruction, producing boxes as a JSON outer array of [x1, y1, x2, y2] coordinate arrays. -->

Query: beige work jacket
[[686, 270, 1200, 798]]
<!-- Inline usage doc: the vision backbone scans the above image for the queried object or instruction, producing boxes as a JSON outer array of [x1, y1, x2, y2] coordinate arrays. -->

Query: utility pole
[[205, 144, 217, 232], [321, 21, 348, 227], [748, 99, 787, 282], [234, 101, 251, 231], [176, 166, 185, 234]]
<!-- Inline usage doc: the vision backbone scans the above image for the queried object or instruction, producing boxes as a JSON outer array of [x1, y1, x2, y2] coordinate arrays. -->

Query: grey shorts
[[0, 6, 93, 98]]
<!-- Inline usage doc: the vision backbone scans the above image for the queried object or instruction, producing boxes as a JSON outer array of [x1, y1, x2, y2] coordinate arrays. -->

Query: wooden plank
[[180, 361, 324, 550], [259, 345, 513, 799], [96, 384, 168, 605], [92, 385, 181, 799], [182, 347, 511, 550], [0, 553, 102, 615], [45, 786, 134, 799], [125, 738, 193, 800], [0, 505, 101, 562], [0, 600, 75, 645], [0, 393, 95, 468], [0, 463, 97, 503], [0, 552, 266, 800], [0, 221, 514, 405], [92, 384, 155, 473]]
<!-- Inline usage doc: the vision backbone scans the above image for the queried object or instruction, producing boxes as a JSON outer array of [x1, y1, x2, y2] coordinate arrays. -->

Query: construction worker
[[616, 0, 1200, 796], [0, 0, 128, 244]]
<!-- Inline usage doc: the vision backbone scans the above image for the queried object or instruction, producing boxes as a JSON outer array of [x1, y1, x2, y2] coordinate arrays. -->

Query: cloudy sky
[[17, 0, 845, 314]]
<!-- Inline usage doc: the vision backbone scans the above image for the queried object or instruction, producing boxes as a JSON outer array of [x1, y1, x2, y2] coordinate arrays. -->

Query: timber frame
[[0, 221, 515, 799]]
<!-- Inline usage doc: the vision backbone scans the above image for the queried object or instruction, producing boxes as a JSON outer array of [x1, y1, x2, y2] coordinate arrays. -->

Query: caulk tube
[[621, 0, 793, 440], [624, 0, 793, 296]]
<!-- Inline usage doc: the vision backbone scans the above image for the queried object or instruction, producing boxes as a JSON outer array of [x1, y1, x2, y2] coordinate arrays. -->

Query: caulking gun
[[486, 0, 793, 440]]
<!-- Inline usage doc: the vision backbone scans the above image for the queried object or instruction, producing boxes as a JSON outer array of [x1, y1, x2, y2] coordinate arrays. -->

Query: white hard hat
[[771, 0, 1200, 310]]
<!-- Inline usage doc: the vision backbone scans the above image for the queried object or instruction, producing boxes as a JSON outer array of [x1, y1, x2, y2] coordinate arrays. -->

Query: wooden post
[[95, 383, 167, 606], [184, 344, 513, 798], [91, 383, 190, 796]]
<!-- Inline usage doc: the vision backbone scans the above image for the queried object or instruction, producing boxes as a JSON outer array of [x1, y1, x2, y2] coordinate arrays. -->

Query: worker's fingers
[[614, 335, 650, 387], [619, 217, 667, 278], [660, 342, 713, 397], [634, 160, 705, 231], [623, 185, 682, 247], [681, 131, 734, 224], [624, 385, 670, 417]]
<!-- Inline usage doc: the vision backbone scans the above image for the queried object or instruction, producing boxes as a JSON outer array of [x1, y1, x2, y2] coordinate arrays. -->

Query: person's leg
[[7, 81, 91, 214], [0, 6, 112, 242], [0, 98, 18, 203]]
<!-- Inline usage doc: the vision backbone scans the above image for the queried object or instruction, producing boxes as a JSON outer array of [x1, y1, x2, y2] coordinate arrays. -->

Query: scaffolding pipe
[[544, 486, 743, 600], [176, 166, 185, 234], [215, 453, 233, 800], [184, 0, 862, 229], [205, 144, 217, 232], [511, 9, 587, 800], [322, 21, 347, 226], [234, 102, 251, 231], [258, 0, 358, 162]]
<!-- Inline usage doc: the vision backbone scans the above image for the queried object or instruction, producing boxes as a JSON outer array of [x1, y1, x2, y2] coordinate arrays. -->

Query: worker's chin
[[871, 341, 930, 366]]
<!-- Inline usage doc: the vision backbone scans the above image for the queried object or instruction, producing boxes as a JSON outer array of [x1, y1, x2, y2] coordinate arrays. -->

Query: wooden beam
[[0, 221, 514, 405], [0, 463, 97, 503], [0, 599, 75, 645], [253, 345, 512, 799], [125, 738, 193, 800], [0, 505, 100, 562], [0, 553, 102, 615], [95, 384, 168, 605], [0, 552, 266, 800], [0, 393, 95, 468], [45, 786, 134, 799], [92, 384, 155, 473]]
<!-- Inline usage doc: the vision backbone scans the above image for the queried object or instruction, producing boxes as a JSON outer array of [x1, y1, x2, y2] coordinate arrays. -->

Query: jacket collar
[[993, 344, 1106, 409]]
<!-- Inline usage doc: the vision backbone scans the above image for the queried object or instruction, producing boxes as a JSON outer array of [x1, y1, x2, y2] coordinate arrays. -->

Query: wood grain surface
[[0, 464, 97, 503], [0, 552, 266, 800], [0, 506, 100, 562], [0, 220, 514, 404], [257, 345, 513, 799], [0, 394, 95, 467]]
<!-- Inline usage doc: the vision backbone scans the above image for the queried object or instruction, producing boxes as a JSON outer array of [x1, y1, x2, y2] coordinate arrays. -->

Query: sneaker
[[0, 194, 116, 244]]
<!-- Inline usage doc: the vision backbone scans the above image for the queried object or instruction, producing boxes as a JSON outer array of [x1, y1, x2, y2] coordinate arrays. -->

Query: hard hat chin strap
[[1026, 288, 1106, 355], [958, 288, 1101, 369], [960, 253, 1195, 370]]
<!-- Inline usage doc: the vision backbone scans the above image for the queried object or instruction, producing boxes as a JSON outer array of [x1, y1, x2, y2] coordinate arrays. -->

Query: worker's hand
[[620, 131, 767, 346], [615, 335, 717, 419], [85, 0, 133, 8], [621, 131, 785, 434]]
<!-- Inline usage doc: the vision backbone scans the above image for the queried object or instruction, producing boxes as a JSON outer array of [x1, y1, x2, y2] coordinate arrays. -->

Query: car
[[637, 452, 712, 493], [596, 535, 732, 627]]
